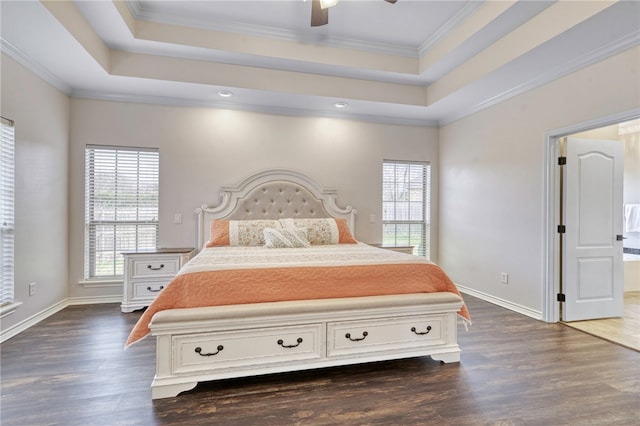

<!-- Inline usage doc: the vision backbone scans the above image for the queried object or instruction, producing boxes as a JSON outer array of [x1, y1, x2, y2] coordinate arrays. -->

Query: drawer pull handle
[[147, 264, 165, 271], [345, 331, 368, 342], [195, 345, 224, 357], [146, 285, 164, 293], [277, 337, 303, 348], [411, 325, 432, 335]]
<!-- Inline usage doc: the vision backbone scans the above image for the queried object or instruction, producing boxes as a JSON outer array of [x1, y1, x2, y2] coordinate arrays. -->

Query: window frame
[[382, 160, 431, 258], [84, 145, 160, 280], [0, 117, 15, 309]]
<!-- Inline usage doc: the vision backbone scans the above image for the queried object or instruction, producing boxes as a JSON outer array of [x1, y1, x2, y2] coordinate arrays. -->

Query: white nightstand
[[121, 247, 196, 313], [369, 244, 415, 255]]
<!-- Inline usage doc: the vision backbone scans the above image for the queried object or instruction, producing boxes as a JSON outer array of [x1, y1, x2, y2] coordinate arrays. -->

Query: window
[[85, 146, 159, 279], [382, 161, 431, 258], [1, 117, 15, 306]]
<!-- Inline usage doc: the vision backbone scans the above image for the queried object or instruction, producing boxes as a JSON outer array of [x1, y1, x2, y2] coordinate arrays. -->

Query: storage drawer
[[172, 324, 323, 374], [132, 280, 171, 300], [131, 256, 181, 278], [327, 315, 445, 357]]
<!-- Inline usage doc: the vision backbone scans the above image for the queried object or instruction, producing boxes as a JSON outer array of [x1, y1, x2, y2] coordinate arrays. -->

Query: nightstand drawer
[[131, 256, 181, 278], [133, 280, 171, 299], [122, 248, 195, 313]]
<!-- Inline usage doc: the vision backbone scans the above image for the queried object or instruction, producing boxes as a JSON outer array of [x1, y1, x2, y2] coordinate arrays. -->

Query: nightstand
[[121, 247, 196, 313], [369, 244, 415, 255]]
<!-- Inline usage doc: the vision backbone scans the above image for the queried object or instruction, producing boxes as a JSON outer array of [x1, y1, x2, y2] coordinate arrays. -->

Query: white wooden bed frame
[[148, 169, 463, 399]]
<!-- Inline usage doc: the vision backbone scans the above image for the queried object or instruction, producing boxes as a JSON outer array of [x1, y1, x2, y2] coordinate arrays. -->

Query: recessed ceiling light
[[334, 101, 348, 108], [320, 0, 339, 9], [217, 90, 234, 98]]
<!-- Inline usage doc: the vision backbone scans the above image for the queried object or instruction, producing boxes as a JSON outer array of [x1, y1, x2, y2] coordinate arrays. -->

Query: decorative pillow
[[263, 227, 311, 248], [279, 218, 357, 245], [207, 219, 282, 247], [334, 218, 358, 244]]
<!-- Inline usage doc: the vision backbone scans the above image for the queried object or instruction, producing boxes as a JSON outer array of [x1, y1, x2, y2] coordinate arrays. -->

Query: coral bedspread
[[126, 243, 470, 347]]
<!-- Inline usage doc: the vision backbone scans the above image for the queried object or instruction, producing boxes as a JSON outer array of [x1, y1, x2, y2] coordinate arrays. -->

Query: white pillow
[[263, 227, 311, 248]]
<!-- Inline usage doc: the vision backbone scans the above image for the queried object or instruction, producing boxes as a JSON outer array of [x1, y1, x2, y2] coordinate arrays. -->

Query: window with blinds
[[382, 161, 431, 258], [85, 146, 159, 279], [1, 117, 15, 306]]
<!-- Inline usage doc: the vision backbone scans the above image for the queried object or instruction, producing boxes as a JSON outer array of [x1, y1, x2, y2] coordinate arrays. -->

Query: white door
[[563, 137, 624, 321]]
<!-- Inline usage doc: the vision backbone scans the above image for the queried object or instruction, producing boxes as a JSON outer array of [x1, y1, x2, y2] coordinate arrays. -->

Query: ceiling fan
[[311, 0, 398, 27]]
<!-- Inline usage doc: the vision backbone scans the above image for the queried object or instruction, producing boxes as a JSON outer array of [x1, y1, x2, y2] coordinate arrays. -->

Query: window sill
[[78, 279, 123, 288], [0, 301, 23, 319]]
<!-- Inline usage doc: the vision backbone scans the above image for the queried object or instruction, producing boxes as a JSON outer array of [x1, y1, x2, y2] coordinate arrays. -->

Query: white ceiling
[[1, 1, 639, 126]]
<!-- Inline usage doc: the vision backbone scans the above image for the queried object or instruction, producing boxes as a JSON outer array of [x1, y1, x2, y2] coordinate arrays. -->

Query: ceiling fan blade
[[311, 0, 329, 27], [384, 0, 398, 3]]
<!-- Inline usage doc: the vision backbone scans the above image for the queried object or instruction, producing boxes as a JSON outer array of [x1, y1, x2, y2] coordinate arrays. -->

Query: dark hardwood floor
[[1, 295, 638, 425]]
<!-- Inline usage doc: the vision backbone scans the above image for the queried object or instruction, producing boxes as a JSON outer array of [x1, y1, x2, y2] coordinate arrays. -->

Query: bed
[[126, 169, 470, 399]]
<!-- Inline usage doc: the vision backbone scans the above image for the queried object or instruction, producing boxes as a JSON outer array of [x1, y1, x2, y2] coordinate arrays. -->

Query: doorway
[[543, 109, 640, 324]]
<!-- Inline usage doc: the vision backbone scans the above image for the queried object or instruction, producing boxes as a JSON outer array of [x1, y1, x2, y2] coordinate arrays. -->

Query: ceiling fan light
[[217, 90, 234, 98], [334, 101, 348, 108], [320, 0, 339, 9]]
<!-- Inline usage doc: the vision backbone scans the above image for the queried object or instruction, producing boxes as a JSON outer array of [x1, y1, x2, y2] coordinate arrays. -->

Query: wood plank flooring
[[1, 295, 639, 425], [563, 291, 640, 351]]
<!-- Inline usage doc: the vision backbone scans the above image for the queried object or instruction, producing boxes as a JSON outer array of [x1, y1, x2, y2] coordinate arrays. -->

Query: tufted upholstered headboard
[[195, 169, 357, 249]]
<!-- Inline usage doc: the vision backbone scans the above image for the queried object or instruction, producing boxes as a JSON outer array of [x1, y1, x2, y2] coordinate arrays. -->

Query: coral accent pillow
[[335, 218, 357, 244], [208, 219, 231, 247]]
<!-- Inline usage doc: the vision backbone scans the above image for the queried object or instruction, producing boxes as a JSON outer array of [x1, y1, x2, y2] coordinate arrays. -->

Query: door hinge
[[558, 156, 567, 165], [557, 293, 566, 302], [557, 225, 566, 234]]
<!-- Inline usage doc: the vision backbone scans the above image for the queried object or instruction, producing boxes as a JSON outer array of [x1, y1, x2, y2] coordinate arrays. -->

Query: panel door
[[563, 137, 624, 321]]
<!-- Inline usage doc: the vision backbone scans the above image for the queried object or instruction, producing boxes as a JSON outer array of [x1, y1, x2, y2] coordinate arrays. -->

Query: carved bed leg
[[151, 381, 198, 399]]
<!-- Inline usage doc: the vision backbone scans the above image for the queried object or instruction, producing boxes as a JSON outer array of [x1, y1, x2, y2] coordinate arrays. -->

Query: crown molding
[[438, 30, 640, 126], [70, 89, 438, 128], [418, 1, 483, 56], [0, 37, 72, 95], [128, 1, 417, 58]]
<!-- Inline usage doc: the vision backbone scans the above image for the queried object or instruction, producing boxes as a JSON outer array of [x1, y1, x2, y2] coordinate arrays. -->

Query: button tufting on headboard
[[196, 170, 357, 250], [228, 181, 330, 221]]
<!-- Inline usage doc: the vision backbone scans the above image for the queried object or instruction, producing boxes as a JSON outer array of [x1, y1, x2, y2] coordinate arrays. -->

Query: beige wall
[[3, 42, 639, 329], [0, 54, 70, 331], [68, 99, 439, 298], [438, 46, 640, 316]]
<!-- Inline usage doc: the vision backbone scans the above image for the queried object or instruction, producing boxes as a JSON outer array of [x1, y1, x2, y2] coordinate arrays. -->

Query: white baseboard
[[457, 284, 543, 321], [0, 295, 122, 343], [66, 295, 122, 306], [1, 299, 70, 343]]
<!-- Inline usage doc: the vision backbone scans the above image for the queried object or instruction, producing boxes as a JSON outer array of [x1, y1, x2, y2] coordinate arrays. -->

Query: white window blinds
[[85, 146, 159, 279], [1, 117, 15, 306], [382, 161, 431, 258]]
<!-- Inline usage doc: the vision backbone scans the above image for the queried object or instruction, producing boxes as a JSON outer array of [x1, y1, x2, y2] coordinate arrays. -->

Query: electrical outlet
[[500, 272, 509, 284], [29, 282, 36, 296], [174, 213, 183, 224]]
